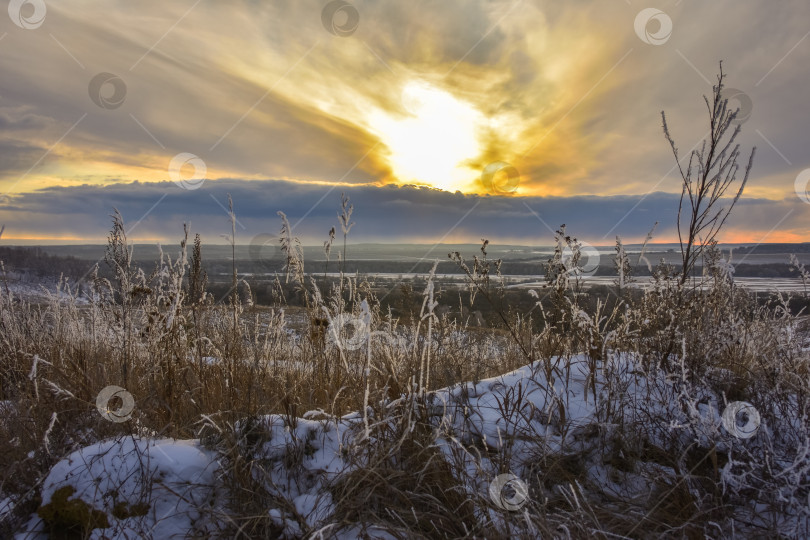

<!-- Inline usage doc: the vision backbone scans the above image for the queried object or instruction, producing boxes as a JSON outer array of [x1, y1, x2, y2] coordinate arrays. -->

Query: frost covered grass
[[0, 210, 527, 538], [1, 213, 809, 538], [2, 69, 810, 538]]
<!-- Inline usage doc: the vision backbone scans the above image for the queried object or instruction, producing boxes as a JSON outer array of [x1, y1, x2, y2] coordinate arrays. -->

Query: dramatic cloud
[[0, 0, 808, 242], [1, 180, 807, 245]]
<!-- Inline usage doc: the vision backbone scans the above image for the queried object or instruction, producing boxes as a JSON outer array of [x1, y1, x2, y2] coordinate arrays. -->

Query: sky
[[0, 0, 809, 247]]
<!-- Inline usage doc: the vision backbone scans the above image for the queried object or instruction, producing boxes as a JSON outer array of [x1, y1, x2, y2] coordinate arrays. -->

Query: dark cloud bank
[[1, 179, 806, 246]]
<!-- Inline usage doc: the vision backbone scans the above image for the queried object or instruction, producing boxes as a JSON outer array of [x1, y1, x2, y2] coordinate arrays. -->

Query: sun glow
[[368, 82, 484, 192]]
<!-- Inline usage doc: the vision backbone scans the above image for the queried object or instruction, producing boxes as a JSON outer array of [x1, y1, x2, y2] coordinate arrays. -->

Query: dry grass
[[0, 211, 809, 538]]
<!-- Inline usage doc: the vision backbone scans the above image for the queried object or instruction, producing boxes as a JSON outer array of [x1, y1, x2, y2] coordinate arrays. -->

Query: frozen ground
[[10, 350, 808, 538]]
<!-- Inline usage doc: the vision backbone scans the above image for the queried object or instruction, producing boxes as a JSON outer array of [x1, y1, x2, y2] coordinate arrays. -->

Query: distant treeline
[[0, 246, 91, 281], [207, 276, 810, 325], [204, 258, 803, 280], [0, 246, 804, 286], [730, 243, 810, 255]]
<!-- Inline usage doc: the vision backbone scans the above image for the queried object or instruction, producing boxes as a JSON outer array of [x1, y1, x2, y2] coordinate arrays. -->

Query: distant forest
[[0, 246, 89, 282], [0, 245, 806, 285]]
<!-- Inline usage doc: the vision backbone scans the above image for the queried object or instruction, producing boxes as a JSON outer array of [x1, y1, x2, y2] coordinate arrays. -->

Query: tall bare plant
[[661, 62, 756, 285], [337, 193, 354, 296], [323, 226, 336, 280], [187, 233, 208, 374], [104, 210, 134, 385], [225, 195, 238, 328]]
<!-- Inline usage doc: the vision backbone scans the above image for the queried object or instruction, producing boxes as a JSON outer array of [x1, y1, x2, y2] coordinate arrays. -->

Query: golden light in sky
[[367, 82, 485, 192], [0, 1, 808, 243]]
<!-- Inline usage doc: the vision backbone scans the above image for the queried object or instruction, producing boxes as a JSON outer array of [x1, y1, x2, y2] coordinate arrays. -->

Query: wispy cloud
[[0, 0, 808, 241]]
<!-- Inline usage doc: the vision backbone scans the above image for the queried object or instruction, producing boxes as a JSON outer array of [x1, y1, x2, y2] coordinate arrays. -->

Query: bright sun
[[368, 82, 484, 192]]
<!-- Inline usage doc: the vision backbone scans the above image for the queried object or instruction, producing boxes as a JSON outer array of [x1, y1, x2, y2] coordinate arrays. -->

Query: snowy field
[[10, 350, 810, 538]]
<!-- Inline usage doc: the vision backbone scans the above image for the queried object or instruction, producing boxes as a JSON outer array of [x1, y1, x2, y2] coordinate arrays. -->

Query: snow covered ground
[[16, 438, 220, 539], [13, 350, 803, 538], [8, 358, 591, 537]]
